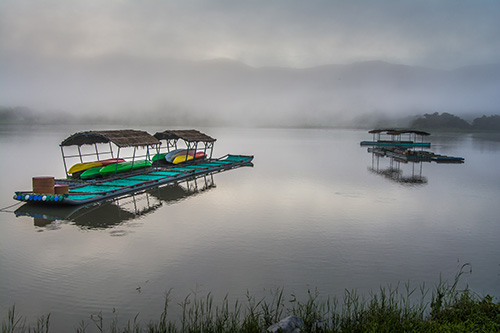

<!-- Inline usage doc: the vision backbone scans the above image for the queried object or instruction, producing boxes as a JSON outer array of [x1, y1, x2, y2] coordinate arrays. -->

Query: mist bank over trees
[[410, 112, 500, 131], [2, 106, 500, 132], [0, 105, 229, 127], [1, 57, 500, 127]]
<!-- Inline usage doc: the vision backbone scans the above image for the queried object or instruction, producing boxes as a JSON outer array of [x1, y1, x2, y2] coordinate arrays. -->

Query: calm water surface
[[1, 126, 499, 331]]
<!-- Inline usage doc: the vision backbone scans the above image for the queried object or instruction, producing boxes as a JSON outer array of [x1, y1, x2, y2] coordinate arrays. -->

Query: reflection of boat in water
[[368, 151, 428, 185], [367, 148, 464, 185], [14, 173, 218, 229], [15, 200, 141, 228], [148, 173, 215, 204]]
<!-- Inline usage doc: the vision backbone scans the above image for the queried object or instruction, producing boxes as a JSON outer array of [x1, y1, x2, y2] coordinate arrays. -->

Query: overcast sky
[[2, 0, 500, 69]]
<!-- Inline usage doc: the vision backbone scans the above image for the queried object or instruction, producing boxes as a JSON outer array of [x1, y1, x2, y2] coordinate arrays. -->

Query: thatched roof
[[368, 129, 395, 134], [368, 129, 431, 136], [60, 130, 160, 147], [153, 129, 216, 143]]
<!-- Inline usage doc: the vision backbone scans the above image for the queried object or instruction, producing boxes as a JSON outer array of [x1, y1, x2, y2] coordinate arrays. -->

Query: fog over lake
[[3, 56, 500, 128], [1, 126, 499, 331], [1, 1, 500, 330], [2, 1, 500, 127]]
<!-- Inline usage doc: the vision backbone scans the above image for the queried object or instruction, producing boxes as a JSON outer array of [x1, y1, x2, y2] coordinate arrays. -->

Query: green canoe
[[99, 160, 152, 176], [80, 166, 103, 180], [152, 153, 167, 162]]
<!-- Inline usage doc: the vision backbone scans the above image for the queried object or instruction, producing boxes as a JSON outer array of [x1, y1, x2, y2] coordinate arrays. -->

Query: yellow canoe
[[172, 155, 194, 164], [68, 158, 126, 174], [68, 161, 103, 174]]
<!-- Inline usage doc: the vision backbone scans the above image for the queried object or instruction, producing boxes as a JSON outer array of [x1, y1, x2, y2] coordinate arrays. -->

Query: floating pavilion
[[360, 129, 431, 148], [14, 129, 253, 206]]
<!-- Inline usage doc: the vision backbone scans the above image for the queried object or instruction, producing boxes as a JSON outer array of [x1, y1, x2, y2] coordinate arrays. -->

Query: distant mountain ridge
[[1, 55, 499, 127]]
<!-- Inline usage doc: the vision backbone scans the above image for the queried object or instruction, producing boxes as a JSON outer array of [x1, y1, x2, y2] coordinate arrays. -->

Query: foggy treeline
[[2, 105, 500, 132], [1, 59, 500, 128], [410, 112, 500, 131]]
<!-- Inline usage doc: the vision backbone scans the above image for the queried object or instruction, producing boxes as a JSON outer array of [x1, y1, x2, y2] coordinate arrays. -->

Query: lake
[[1, 125, 499, 331]]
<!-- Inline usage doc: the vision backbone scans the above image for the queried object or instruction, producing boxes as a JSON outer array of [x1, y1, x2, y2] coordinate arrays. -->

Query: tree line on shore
[[2, 106, 500, 131], [410, 112, 500, 131]]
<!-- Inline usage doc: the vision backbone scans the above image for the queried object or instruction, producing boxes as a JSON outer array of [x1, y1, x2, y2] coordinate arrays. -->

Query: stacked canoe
[[69, 158, 125, 178], [154, 149, 207, 165], [70, 150, 207, 180], [74, 159, 152, 180]]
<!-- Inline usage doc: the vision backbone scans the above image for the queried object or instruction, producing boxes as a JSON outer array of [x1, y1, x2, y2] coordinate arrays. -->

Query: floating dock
[[14, 172, 218, 227], [13, 129, 253, 206], [364, 129, 465, 185], [368, 147, 465, 163]]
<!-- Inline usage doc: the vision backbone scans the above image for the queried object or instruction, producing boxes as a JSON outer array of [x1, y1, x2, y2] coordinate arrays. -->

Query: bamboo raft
[[13, 129, 254, 206], [368, 147, 465, 163], [14, 172, 217, 227]]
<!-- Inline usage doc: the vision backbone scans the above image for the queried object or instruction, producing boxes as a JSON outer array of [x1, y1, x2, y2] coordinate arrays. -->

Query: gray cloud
[[1, 0, 500, 125], [2, 0, 500, 68]]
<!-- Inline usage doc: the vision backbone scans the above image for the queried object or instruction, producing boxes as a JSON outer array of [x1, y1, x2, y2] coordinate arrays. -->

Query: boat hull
[[100, 160, 152, 176], [173, 155, 193, 164], [164, 149, 187, 163], [68, 158, 125, 174], [68, 162, 103, 174], [172, 151, 206, 164], [80, 166, 103, 180], [152, 153, 167, 162]]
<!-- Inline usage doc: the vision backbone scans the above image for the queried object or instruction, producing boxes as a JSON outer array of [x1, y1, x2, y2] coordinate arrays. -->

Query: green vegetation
[[472, 115, 500, 131], [0, 106, 36, 125], [410, 112, 471, 131], [410, 112, 500, 132], [0, 106, 77, 125], [3, 266, 499, 332]]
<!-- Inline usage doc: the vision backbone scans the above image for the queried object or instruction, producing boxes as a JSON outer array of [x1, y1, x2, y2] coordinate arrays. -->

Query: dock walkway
[[14, 155, 252, 205], [15, 155, 252, 205]]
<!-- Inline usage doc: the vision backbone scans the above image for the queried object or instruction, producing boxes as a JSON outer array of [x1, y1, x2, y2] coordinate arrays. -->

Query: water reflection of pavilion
[[14, 173, 216, 229], [368, 148, 428, 185]]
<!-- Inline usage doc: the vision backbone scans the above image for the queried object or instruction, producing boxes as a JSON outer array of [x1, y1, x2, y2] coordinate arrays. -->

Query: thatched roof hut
[[60, 130, 160, 147], [368, 129, 430, 136], [153, 129, 216, 143], [153, 129, 216, 159]]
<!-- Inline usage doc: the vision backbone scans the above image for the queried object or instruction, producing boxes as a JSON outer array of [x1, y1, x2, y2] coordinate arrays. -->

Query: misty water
[[1, 125, 499, 331]]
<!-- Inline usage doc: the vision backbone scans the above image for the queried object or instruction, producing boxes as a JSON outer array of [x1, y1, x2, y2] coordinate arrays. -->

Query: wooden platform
[[14, 155, 253, 206], [368, 147, 464, 163]]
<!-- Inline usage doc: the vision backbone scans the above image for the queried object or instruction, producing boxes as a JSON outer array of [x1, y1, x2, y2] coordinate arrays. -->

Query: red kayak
[[99, 158, 126, 166]]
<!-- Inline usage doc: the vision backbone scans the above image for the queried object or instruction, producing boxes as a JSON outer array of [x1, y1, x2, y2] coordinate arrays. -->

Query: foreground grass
[[3, 266, 500, 332]]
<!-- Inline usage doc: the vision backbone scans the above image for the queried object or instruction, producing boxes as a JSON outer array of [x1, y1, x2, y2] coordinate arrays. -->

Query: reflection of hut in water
[[368, 148, 428, 185], [148, 174, 215, 204], [14, 174, 216, 229], [15, 194, 155, 228]]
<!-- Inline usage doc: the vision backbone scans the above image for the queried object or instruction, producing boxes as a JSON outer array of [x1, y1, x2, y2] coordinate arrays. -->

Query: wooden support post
[[94, 143, 100, 160], [77, 146, 83, 163], [61, 146, 69, 177]]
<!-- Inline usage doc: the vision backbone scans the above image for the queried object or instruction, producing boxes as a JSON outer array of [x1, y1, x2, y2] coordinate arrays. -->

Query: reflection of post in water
[[148, 173, 215, 204], [14, 173, 216, 229], [368, 148, 428, 185]]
